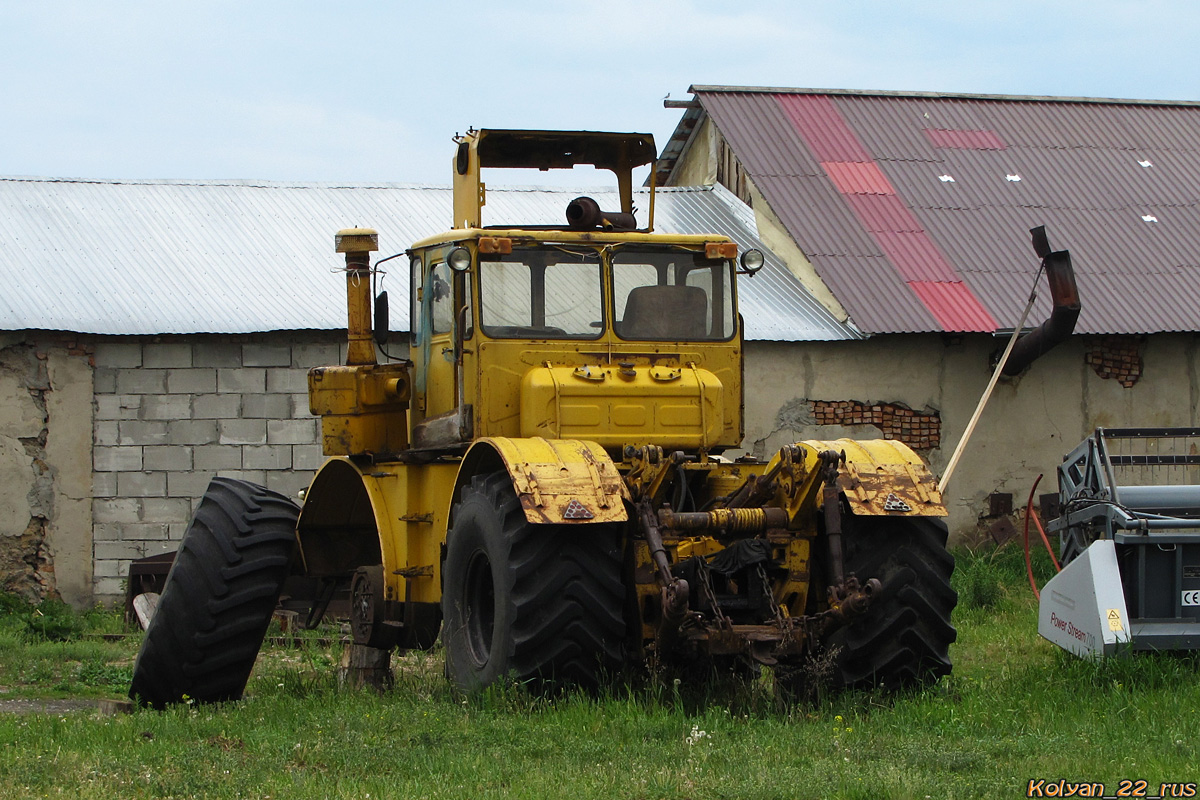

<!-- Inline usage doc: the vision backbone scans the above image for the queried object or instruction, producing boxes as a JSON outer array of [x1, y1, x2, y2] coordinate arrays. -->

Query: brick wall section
[[1086, 335, 1144, 388], [90, 333, 343, 598], [811, 400, 941, 450]]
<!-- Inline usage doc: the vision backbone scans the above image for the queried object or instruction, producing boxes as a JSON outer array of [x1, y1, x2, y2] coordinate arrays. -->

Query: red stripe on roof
[[876, 231, 961, 282], [777, 94, 873, 162], [909, 281, 998, 331], [843, 193, 923, 233], [771, 91, 999, 332], [822, 161, 895, 195], [924, 128, 1007, 150]]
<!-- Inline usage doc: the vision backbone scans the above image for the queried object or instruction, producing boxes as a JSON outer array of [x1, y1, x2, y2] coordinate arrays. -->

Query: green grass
[[1, 547, 1199, 799]]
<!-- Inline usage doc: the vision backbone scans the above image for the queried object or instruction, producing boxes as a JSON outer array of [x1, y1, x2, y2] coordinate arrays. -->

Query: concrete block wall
[[90, 332, 343, 599], [0, 335, 94, 606]]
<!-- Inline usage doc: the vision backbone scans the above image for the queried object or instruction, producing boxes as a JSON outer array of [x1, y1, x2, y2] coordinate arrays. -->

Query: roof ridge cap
[[688, 85, 1200, 108]]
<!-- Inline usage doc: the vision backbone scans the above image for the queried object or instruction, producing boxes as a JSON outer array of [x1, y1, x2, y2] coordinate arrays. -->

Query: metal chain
[[696, 561, 732, 630], [756, 562, 786, 626]]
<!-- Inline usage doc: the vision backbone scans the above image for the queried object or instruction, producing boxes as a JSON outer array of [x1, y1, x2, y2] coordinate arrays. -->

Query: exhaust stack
[[1001, 226, 1081, 376], [335, 228, 379, 366], [566, 196, 638, 231]]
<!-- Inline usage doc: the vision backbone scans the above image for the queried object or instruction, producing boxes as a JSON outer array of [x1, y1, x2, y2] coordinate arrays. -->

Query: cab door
[[410, 245, 472, 441]]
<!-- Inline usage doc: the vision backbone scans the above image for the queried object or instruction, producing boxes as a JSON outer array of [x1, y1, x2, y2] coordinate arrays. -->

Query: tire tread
[[128, 477, 297, 707], [825, 515, 957, 690], [443, 472, 625, 690]]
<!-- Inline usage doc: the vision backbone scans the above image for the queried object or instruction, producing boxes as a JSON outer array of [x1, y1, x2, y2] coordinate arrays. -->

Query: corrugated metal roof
[[0, 176, 856, 341], [665, 86, 1200, 335]]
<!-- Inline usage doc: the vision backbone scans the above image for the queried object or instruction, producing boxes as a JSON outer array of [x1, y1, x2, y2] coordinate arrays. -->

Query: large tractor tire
[[441, 472, 625, 692], [129, 478, 298, 708], [823, 514, 957, 690]]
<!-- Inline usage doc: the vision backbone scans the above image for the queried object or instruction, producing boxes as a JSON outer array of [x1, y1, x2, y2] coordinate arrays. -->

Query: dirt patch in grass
[[0, 698, 104, 715]]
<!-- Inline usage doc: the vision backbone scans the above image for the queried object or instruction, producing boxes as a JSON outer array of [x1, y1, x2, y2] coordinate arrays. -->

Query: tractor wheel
[[350, 565, 402, 650], [129, 478, 298, 708], [441, 472, 625, 692], [823, 514, 957, 690]]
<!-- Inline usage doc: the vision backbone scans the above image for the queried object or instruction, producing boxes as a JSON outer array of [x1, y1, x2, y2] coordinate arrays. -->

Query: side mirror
[[373, 291, 389, 346]]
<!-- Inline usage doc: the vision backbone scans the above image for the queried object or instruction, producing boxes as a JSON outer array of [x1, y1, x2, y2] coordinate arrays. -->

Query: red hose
[[1023, 474, 1062, 600]]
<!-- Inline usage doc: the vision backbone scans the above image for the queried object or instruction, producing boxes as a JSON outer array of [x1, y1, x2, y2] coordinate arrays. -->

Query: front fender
[[455, 437, 630, 525]]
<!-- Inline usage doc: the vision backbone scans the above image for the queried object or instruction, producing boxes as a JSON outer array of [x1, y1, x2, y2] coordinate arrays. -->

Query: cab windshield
[[479, 246, 602, 338], [477, 244, 735, 341], [612, 247, 735, 341]]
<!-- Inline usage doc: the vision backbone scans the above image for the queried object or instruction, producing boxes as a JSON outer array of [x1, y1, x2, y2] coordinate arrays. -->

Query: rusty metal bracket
[[812, 576, 882, 638], [638, 499, 690, 637], [625, 444, 671, 502], [724, 449, 793, 509], [393, 565, 434, 578], [820, 449, 847, 588]]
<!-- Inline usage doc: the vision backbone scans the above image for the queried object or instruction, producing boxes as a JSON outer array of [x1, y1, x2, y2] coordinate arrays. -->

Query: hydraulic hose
[[1023, 474, 1061, 599]]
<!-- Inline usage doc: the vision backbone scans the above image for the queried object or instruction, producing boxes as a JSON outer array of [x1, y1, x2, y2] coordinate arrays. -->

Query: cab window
[[429, 261, 454, 335], [612, 249, 735, 340], [479, 247, 602, 338], [409, 255, 424, 341]]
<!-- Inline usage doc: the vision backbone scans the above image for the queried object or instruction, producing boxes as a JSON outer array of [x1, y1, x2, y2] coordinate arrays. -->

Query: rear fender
[[454, 437, 630, 525], [804, 438, 946, 517], [295, 457, 392, 578], [296, 457, 447, 647]]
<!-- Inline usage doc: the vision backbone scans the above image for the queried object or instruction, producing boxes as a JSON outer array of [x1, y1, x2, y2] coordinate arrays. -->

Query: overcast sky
[[3, 1, 1197, 187]]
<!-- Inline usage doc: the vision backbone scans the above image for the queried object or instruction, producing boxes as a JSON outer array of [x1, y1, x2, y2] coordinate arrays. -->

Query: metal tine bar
[[1105, 430, 1200, 488]]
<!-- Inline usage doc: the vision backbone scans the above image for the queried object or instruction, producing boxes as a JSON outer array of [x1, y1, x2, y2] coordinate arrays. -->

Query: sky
[[3, 1, 1198, 187]]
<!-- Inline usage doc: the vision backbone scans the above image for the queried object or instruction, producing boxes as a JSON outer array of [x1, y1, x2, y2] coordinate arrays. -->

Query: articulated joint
[[658, 506, 789, 534]]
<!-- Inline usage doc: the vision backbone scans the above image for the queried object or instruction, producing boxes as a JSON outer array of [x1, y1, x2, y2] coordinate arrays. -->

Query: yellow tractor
[[130, 129, 956, 706]]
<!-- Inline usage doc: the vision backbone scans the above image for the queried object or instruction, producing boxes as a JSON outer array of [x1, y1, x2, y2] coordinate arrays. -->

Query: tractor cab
[[402, 129, 763, 457]]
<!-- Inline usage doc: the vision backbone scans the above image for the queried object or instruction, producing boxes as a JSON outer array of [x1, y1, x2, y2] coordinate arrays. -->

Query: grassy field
[[1, 546, 1199, 799]]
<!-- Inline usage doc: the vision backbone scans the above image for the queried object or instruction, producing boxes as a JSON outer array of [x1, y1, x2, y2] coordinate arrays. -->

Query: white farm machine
[[1040, 428, 1200, 656]]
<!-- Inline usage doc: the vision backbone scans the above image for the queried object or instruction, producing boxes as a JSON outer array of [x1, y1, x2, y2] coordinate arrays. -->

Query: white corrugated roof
[[0, 177, 857, 341]]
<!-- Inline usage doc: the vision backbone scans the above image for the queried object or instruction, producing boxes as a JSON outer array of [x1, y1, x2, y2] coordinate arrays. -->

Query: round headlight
[[447, 246, 471, 273], [740, 248, 765, 274]]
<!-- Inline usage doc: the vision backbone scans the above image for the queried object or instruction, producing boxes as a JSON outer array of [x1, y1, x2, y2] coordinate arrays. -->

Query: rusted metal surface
[[663, 86, 1200, 336], [1002, 239, 1082, 375], [830, 447, 946, 517], [820, 450, 847, 587], [478, 437, 628, 525], [812, 576, 882, 638], [672, 573, 881, 662], [684, 624, 806, 657], [336, 229, 379, 367], [565, 196, 638, 231], [638, 500, 691, 635]]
